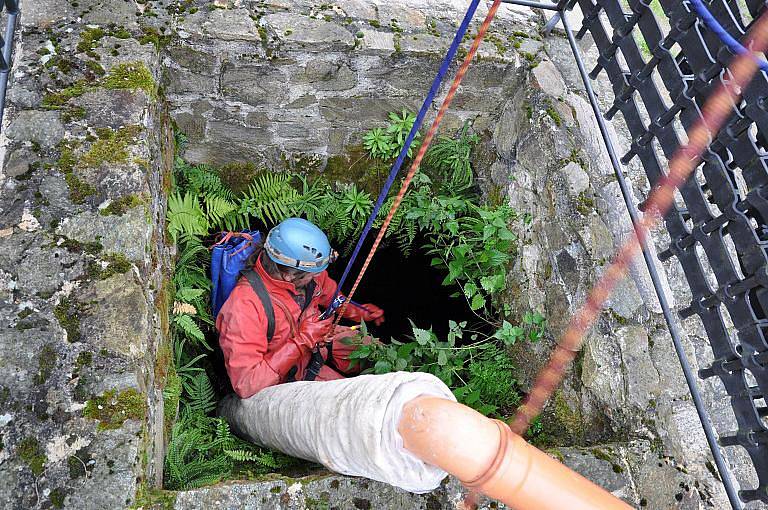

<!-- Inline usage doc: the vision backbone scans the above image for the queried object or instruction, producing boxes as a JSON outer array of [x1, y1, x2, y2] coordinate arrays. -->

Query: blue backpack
[[211, 231, 276, 341]]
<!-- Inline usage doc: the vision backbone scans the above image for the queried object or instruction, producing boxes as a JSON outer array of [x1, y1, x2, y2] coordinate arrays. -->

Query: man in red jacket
[[216, 218, 385, 399]]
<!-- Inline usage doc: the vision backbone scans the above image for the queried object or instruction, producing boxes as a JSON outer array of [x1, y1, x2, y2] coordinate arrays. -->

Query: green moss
[[113, 27, 131, 39], [216, 161, 261, 195], [546, 448, 565, 463], [80, 125, 141, 168], [99, 194, 144, 216], [18, 437, 47, 476], [84, 388, 146, 430], [88, 252, 132, 280], [137, 26, 172, 51], [76, 351, 93, 368], [163, 365, 180, 436], [103, 62, 156, 97], [270, 486, 282, 494], [591, 447, 614, 462], [54, 298, 82, 343], [524, 100, 533, 120], [393, 33, 402, 53], [521, 51, 539, 66], [132, 483, 177, 510], [42, 81, 89, 108], [305, 493, 330, 510], [548, 390, 584, 444], [56, 140, 99, 204], [368, 19, 380, 28], [35, 343, 58, 385], [427, 19, 440, 37], [61, 105, 87, 123], [321, 146, 390, 196], [576, 192, 595, 215], [545, 100, 562, 127], [485, 33, 507, 55], [44, 55, 73, 74], [50, 487, 66, 508], [608, 309, 630, 326], [66, 172, 98, 204], [58, 236, 103, 255], [56, 141, 78, 172], [76, 27, 105, 54], [17, 308, 33, 320], [85, 59, 106, 76], [487, 184, 504, 207]]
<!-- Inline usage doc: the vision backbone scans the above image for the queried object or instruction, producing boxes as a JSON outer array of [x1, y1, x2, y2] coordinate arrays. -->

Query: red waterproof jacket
[[216, 257, 366, 398]]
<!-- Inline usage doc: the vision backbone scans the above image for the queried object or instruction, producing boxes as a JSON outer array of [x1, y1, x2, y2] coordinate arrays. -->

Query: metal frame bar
[[0, 0, 18, 128], [499, 0, 560, 11], [559, 11, 743, 510]]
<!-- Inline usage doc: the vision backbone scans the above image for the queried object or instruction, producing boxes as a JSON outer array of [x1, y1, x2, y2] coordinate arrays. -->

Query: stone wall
[[0, 0, 748, 508], [0, 1, 173, 508], [165, 0, 545, 171]]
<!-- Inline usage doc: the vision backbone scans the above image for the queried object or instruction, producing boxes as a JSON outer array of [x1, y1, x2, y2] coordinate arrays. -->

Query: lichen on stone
[[84, 388, 146, 430]]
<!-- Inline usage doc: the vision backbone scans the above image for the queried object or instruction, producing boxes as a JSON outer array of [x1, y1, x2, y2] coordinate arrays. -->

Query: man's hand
[[358, 303, 385, 326], [293, 311, 334, 350]]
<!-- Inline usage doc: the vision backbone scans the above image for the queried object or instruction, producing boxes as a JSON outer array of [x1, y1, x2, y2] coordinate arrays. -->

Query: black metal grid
[[555, 0, 768, 506], [501, 0, 768, 506]]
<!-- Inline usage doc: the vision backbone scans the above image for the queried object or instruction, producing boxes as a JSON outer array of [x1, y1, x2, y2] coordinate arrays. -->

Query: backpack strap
[[242, 269, 275, 342], [301, 280, 317, 313]]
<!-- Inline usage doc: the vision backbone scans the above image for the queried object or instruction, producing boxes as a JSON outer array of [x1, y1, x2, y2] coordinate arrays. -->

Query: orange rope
[[509, 7, 768, 438], [325, 0, 504, 337]]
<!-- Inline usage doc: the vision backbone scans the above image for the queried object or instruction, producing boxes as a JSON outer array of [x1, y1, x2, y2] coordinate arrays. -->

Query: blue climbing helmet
[[264, 218, 333, 274]]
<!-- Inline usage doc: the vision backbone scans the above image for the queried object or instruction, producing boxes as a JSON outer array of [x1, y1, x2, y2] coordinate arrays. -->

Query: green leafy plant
[[425, 122, 479, 189], [363, 127, 395, 160], [362, 109, 421, 161], [347, 320, 526, 418], [385, 109, 421, 158]]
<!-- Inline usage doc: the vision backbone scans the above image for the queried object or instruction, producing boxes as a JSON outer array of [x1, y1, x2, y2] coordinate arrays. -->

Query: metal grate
[[570, 0, 768, 505], [503, 0, 768, 506]]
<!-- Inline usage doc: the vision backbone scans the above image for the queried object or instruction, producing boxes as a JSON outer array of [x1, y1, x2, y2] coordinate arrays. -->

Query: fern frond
[[173, 314, 210, 349], [204, 196, 237, 230], [184, 373, 217, 415], [240, 173, 299, 225], [168, 192, 209, 242]]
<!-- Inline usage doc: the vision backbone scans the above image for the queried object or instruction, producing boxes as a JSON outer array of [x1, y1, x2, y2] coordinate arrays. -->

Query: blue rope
[[688, 0, 768, 74], [326, 0, 482, 308]]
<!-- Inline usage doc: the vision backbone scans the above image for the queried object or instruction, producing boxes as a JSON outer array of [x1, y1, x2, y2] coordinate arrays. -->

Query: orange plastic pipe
[[398, 396, 631, 510]]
